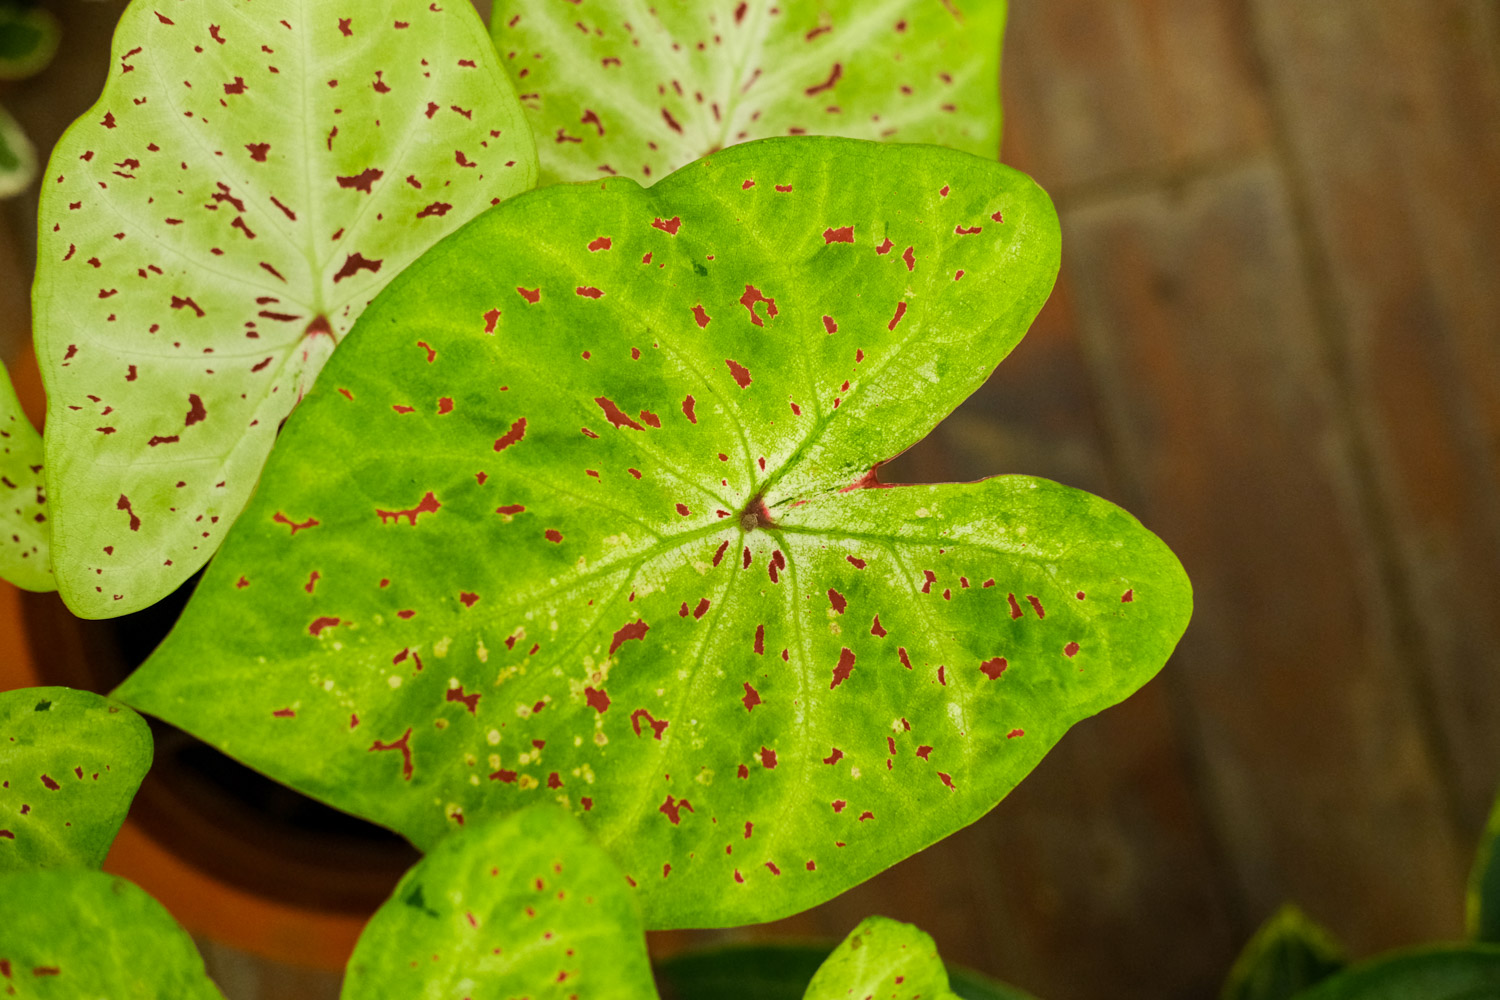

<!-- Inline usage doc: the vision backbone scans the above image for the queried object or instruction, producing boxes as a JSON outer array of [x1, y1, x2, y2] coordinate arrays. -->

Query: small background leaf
[[0, 2, 60, 81], [0, 686, 151, 872], [1287, 945, 1500, 1000], [804, 916, 957, 1000], [0, 868, 224, 998], [1221, 904, 1346, 1000], [491, 0, 1005, 185], [117, 138, 1189, 929], [1468, 786, 1500, 942], [342, 805, 656, 1000], [0, 359, 51, 591], [0, 102, 36, 199], [655, 940, 1036, 1000], [35, 0, 537, 618]]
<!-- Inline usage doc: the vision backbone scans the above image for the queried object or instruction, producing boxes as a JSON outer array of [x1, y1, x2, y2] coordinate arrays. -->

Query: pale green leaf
[[1288, 945, 1500, 1000], [0, 102, 36, 199], [1222, 905, 1345, 1000], [492, 0, 1005, 185], [35, 0, 537, 618], [0, 868, 224, 998], [116, 137, 1190, 928], [0, 686, 151, 872], [0, 359, 51, 590], [342, 806, 656, 1000]]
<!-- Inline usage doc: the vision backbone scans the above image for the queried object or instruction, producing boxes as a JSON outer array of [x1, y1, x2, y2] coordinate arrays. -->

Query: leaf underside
[[1287, 945, 1500, 1000], [0, 361, 51, 591], [0, 686, 152, 873], [117, 137, 1191, 929], [0, 868, 224, 999], [34, 0, 537, 618], [342, 806, 655, 1000], [1221, 905, 1345, 1000], [491, 0, 1005, 185]]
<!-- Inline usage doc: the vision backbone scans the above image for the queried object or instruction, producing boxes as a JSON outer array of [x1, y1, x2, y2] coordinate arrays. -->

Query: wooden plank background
[[4, 2, 1498, 998]]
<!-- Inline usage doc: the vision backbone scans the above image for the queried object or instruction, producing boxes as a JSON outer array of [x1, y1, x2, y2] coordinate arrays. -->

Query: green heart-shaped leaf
[[116, 137, 1191, 928], [0, 102, 36, 199], [1287, 945, 1500, 1000], [1222, 905, 1345, 1000], [655, 937, 1036, 1000], [491, 0, 1005, 185], [1469, 787, 1500, 942], [342, 805, 655, 1000], [0, 3, 60, 81], [805, 916, 958, 1000], [0, 360, 51, 591], [1, 687, 151, 872], [34, 0, 537, 618], [0, 868, 224, 998]]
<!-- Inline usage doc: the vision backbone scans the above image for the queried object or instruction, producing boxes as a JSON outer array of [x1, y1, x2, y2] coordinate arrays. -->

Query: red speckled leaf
[[116, 138, 1190, 929], [0, 868, 224, 998], [491, 0, 1004, 184], [0, 361, 51, 591], [343, 806, 656, 1000], [34, 0, 537, 618]]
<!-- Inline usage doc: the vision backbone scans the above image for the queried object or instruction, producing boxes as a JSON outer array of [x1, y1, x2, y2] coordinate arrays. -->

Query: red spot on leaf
[[692, 304, 711, 328], [246, 142, 270, 161], [871, 615, 887, 637], [495, 503, 524, 516], [416, 201, 452, 218], [338, 17, 352, 35], [898, 647, 913, 669], [955, 225, 982, 235], [336, 168, 383, 192], [805, 62, 843, 95], [595, 397, 645, 431], [822, 314, 837, 334], [458, 591, 479, 607], [1064, 642, 1080, 657], [376, 491, 441, 526], [587, 235, 612, 251], [760, 746, 778, 768], [659, 794, 693, 824], [676, 503, 692, 518], [823, 225, 854, 243], [445, 685, 480, 713], [1027, 595, 1046, 618], [1122, 589, 1134, 602], [888, 301, 908, 330], [308, 616, 341, 637], [1007, 729, 1025, 739], [575, 285, 603, 298], [333, 252, 383, 283], [651, 215, 681, 234], [981, 657, 1007, 680], [682, 395, 697, 422], [494, 417, 527, 451], [630, 708, 668, 740], [827, 588, 847, 614], [1008, 593, 1023, 618], [831, 647, 856, 688], [742, 681, 761, 712], [738, 284, 778, 326], [603, 618, 650, 659], [585, 687, 611, 713], [544, 529, 563, 543], [725, 359, 752, 388], [437, 397, 454, 415], [370, 728, 414, 780], [170, 295, 205, 317]]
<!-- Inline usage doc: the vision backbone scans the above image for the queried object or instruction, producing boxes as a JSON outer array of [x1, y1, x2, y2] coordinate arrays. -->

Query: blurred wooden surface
[[5, 2, 1500, 999]]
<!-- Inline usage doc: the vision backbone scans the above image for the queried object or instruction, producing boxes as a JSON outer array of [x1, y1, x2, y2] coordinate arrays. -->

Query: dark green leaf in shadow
[[1468, 786, 1500, 942], [1221, 904, 1345, 1000], [341, 805, 656, 1000], [0, 687, 152, 872], [0, 4, 60, 81], [1288, 945, 1500, 1000], [117, 137, 1191, 929], [0, 868, 224, 998]]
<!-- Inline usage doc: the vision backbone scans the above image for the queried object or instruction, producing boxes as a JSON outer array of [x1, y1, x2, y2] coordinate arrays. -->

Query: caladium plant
[[116, 135, 1191, 928], [0, 360, 50, 592], [490, 0, 1006, 185], [0, 686, 151, 872], [33, 0, 537, 618], [4, 0, 1195, 993]]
